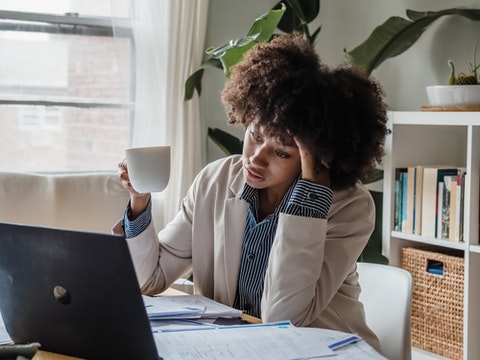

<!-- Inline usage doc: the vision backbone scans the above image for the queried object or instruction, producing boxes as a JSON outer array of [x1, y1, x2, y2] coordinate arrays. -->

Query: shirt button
[[247, 254, 255, 261], [307, 192, 317, 200]]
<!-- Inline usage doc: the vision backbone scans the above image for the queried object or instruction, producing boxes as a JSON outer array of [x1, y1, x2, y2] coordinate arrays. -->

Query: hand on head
[[294, 137, 330, 188]]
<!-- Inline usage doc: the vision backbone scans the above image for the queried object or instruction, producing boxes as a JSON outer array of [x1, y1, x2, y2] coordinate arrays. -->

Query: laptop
[[0, 221, 161, 360]]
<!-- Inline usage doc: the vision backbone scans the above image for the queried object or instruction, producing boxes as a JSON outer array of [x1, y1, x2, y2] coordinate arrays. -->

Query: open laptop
[[0, 221, 161, 360]]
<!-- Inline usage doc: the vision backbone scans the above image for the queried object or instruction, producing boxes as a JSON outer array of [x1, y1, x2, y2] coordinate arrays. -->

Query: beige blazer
[[113, 155, 381, 352]]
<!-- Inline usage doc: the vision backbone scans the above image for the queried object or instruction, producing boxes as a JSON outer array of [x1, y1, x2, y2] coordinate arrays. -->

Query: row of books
[[394, 165, 465, 242]]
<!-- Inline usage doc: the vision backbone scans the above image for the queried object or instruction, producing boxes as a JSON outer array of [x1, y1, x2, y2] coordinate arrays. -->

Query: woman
[[114, 33, 388, 353]]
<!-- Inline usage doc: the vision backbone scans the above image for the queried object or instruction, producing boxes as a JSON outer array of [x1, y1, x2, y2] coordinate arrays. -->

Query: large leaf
[[344, 8, 480, 76], [208, 128, 243, 155], [184, 58, 222, 100], [206, 4, 286, 78], [184, 5, 286, 100], [275, 0, 321, 42]]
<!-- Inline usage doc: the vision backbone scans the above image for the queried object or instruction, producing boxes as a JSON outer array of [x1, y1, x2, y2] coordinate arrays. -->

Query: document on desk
[[153, 322, 387, 360], [0, 312, 12, 345], [143, 294, 242, 320]]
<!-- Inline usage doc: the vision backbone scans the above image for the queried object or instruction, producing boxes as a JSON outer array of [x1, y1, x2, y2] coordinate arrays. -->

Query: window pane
[[0, 0, 130, 18], [0, 31, 132, 104], [0, 4, 133, 173], [0, 105, 130, 172]]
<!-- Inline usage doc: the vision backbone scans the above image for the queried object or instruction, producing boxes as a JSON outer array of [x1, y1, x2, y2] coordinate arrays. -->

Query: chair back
[[357, 262, 413, 360]]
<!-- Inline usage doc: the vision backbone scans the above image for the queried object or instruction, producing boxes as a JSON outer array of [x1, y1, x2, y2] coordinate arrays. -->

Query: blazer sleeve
[[261, 184, 374, 326], [122, 182, 199, 295]]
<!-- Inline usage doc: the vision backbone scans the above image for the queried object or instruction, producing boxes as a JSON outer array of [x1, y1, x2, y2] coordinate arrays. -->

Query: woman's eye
[[250, 131, 262, 143], [275, 150, 289, 159]]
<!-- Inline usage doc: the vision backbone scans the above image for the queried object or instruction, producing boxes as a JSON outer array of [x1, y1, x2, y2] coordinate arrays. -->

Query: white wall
[[202, 0, 480, 162]]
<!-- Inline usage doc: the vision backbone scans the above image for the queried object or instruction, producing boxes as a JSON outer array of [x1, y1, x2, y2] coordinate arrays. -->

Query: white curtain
[[131, 0, 209, 224]]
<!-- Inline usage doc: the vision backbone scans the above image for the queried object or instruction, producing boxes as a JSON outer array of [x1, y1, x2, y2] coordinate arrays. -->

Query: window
[[0, 0, 133, 172]]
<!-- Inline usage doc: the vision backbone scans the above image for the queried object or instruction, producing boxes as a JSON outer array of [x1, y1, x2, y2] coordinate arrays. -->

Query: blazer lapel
[[218, 167, 247, 305]]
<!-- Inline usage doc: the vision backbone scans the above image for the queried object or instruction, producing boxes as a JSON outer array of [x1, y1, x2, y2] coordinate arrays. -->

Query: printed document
[[143, 294, 242, 320], [153, 322, 387, 360], [0, 312, 12, 345]]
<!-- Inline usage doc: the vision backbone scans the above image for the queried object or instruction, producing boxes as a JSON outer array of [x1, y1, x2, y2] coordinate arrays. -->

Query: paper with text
[[144, 294, 242, 320], [153, 323, 387, 360]]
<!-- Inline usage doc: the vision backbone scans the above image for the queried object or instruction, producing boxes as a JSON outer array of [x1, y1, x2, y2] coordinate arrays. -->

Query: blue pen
[[328, 335, 360, 350]]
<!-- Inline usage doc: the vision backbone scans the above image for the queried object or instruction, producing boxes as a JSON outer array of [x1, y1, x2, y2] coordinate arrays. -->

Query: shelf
[[391, 231, 467, 251], [390, 111, 480, 126], [412, 347, 452, 360], [384, 111, 480, 360]]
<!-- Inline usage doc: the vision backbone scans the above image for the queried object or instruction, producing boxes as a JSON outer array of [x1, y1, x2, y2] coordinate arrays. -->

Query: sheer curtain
[[131, 0, 209, 224]]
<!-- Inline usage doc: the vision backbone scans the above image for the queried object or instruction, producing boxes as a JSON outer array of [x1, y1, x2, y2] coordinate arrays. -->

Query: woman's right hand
[[117, 159, 151, 220], [118, 159, 137, 194]]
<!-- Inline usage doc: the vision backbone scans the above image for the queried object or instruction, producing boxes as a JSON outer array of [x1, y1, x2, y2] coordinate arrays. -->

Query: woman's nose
[[249, 146, 268, 167]]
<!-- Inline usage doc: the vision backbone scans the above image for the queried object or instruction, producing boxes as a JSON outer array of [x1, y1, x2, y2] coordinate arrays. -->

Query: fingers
[[118, 158, 127, 170], [294, 137, 331, 187], [117, 159, 135, 192]]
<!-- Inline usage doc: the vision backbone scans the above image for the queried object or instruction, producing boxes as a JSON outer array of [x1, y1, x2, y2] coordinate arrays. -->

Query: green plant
[[185, 0, 321, 160], [197, 1, 385, 184], [447, 42, 480, 85], [184, 0, 321, 101], [344, 8, 480, 77]]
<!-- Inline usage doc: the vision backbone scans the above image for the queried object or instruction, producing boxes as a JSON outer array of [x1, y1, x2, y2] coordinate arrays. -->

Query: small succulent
[[447, 42, 480, 85]]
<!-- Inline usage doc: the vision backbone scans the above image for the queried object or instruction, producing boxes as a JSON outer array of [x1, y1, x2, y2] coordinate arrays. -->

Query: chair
[[357, 262, 413, 360]]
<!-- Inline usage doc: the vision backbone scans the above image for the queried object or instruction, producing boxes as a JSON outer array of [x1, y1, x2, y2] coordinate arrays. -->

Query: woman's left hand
[[294, 138, 331, 187]]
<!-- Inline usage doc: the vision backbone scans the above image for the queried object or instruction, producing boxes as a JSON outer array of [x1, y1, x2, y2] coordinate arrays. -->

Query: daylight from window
[[0, 0, 132, 172]]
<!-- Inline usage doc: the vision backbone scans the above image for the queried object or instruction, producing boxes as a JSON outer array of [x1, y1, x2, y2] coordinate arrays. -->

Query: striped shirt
[[123, 177, 333, 318], [233, 177, 333, 318]]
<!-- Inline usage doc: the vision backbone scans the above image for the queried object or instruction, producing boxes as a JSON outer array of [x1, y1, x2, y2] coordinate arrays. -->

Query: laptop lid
[[0, 222, 160, 360]]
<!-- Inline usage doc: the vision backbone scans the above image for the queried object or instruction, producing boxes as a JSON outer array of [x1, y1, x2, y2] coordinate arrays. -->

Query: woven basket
[[402, 247, 464, 360]]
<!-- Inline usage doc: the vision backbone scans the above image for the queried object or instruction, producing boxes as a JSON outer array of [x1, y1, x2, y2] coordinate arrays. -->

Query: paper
[[0, 311, 12, 345], [143, 294, 242, 320], [154, 322, 333, 359], [153, 322, 387, 360], [150, 318, 220, 333]]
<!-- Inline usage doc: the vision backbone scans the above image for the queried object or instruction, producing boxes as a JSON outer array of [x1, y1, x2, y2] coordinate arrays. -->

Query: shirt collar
[[239, 175, 300, 216]]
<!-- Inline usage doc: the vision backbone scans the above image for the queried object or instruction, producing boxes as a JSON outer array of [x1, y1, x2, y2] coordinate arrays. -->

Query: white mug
[[124, 146, 170, 193]]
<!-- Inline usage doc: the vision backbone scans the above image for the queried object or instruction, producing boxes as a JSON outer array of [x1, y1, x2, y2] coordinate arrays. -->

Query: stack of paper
[[143, 294, 242, 320]]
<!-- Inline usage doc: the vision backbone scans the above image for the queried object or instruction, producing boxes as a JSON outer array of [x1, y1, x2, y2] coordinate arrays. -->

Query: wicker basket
[[401, 247, 464, 360]]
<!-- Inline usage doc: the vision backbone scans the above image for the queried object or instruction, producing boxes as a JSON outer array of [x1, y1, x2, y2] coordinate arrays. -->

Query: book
[[458, 171, 466, 242], [413, 165, 424, 235], [420, 166, 460, 238], [401, 170, 408, 232], [447, 175, 458, 241], [451, 170, 466, 242], [437, 178, 452, 239], [405, 165, 424, 235], [394, 168, 407, 232], [405, 166, 416, 234]]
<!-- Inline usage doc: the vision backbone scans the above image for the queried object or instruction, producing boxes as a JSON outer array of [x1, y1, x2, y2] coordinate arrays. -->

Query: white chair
[[357, 262, 413, 360]]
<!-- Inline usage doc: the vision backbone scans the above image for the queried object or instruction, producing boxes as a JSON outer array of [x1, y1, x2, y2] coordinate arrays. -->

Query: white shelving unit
[[382, 111, 480, 360]]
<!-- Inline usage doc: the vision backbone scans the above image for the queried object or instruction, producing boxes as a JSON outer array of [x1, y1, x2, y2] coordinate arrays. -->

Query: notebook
[[0, 221, 161, 360]]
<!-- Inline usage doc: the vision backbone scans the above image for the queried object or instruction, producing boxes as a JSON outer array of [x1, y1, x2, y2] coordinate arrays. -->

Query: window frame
[[0, 10, 135, 112]]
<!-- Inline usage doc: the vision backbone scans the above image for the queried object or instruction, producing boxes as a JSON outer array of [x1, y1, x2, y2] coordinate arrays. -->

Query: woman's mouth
[[245, 166, 265, 182]]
